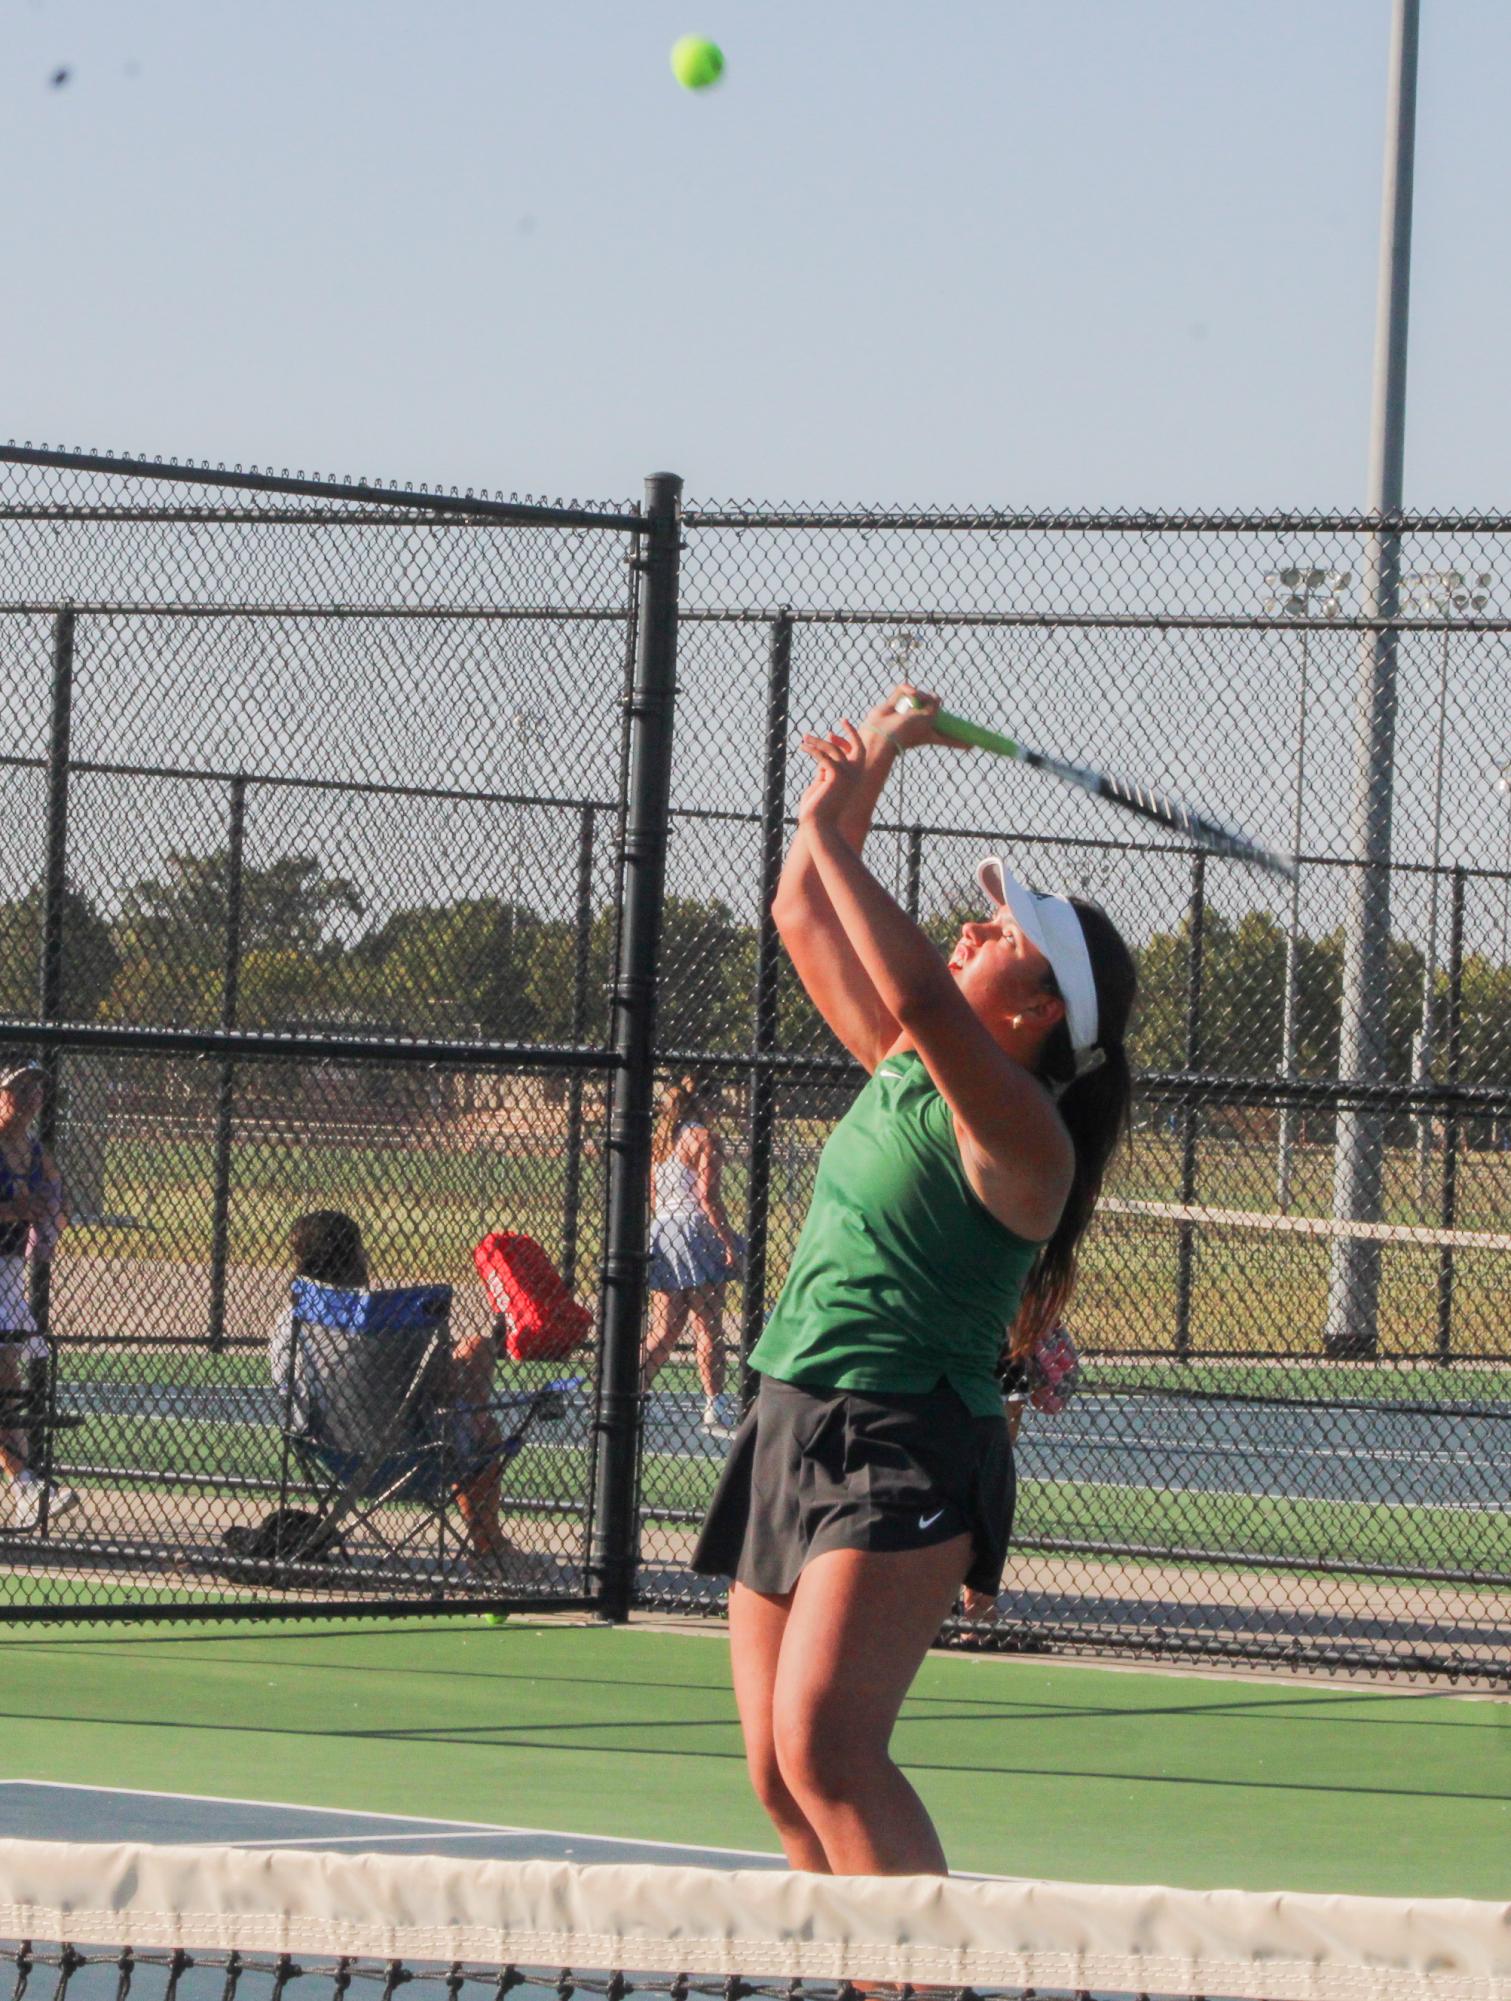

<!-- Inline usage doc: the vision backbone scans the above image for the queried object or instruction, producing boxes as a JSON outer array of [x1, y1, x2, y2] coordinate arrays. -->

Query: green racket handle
[[895, 697, 1020, 759]]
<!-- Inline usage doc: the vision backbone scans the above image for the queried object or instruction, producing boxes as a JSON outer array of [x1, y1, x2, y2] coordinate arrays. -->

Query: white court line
[[221, 1831, 620, 1850], [227, 1830, 1011, 1879], [0, 1780, 783, 1863], [1, 1779, 1011, 1879], [217, 1832, 787, 1859]]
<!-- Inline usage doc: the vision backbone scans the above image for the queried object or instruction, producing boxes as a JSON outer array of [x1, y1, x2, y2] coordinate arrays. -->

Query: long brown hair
[[1009, 898, 1137, 1358], [651, 1075, 708, 1166]]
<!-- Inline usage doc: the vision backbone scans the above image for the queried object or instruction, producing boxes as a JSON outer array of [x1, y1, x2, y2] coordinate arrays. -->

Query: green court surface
[[2, 1616, 1505, 1899]]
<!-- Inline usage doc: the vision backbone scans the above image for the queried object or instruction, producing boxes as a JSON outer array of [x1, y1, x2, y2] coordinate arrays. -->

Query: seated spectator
[[271, 1210, 523, 1572], [0, 1062, 74, 1529]]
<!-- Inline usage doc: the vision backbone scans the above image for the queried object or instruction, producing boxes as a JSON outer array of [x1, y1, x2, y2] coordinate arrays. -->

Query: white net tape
[[1, 1841, 1507, 2001]]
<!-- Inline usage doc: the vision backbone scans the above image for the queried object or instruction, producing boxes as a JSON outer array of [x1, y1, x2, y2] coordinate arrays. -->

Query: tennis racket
[[895, 698, 1294, 880]]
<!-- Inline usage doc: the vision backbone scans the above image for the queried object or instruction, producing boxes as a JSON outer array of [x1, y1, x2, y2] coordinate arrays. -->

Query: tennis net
[[1, 1841, 1505, 2001]]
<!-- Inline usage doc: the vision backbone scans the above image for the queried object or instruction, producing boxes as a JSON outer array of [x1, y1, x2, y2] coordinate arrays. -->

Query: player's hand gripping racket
[[895, 697, 1294, 880]]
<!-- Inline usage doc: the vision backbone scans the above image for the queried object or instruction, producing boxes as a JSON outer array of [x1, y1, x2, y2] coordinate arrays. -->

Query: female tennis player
[[692, 684, 1136, 1877], [0, 1061, 73, 1530], [640, 1076, 743, 1433]]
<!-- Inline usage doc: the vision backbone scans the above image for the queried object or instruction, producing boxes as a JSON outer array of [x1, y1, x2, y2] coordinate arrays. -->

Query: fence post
[[25, 609, 73, 1527], [206, 775, 247, 1353], [30, 607, 76, 1336], [740, 614, 793, 1394], [904, 825, 923, 922], [1173, 850, 1207, 1362], [561, 802, 597, 1294], [591, 473, 682, 1623], [1434, 864, 1466, 1366], [32, 608, 74, 1329]]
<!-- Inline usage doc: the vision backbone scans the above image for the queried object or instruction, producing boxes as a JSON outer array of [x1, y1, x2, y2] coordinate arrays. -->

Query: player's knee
[[773, 1705, 872, 1807], [746, 1739, 802, 1822]]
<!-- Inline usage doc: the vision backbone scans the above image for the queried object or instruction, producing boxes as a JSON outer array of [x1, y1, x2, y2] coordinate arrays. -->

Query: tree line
[[2, 846, 1507, 1094]]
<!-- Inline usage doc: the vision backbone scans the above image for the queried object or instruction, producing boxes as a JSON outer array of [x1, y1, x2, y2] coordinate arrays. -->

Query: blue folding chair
[[259, 1279, 574, 1582]]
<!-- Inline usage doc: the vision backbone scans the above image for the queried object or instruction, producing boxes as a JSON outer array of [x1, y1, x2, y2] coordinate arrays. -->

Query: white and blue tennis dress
[[647, 1126, 734, 1294]]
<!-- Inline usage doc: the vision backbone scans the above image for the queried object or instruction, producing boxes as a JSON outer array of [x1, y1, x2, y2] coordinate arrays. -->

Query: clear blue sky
[[4, 0, 1508, 511]]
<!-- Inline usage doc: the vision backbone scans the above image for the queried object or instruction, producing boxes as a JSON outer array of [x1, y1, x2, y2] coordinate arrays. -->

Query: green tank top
[[748, 1051, 1041, 1417]]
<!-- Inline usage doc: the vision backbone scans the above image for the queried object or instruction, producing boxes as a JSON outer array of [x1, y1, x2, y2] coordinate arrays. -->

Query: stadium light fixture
[[1403, 572, 1495, 1197], [1262, 565, 1353, 1210]]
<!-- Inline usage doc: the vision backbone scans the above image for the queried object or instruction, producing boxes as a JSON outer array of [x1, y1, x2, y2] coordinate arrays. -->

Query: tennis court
[[15, 1245, 1507, 1677], [43, 1332, 1511, 1516], [19, 1339, 1507, 1677], [3, 1616, 1504, 1897], [4, 1615, 1507, 2001], [4, 14, 1510, 2001]]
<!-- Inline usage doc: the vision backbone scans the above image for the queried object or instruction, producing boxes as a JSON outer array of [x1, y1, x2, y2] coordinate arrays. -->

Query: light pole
[[1406, 571, 1491, 1204], [1263, 566, 1349, 1211], [1327, 0, 1419, 1359], [1496, 761, 1511, 1156]]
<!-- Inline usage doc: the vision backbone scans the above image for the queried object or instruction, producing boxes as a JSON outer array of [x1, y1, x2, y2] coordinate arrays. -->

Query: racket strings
[[1099, 771, 1293, 877]]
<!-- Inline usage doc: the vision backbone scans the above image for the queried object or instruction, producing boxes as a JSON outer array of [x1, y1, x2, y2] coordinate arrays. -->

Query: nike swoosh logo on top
[[919, 1509, 946, 1530], [877, 1067, 906, 1080]]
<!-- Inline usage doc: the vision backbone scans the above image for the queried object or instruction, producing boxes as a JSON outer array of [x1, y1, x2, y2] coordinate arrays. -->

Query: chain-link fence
[[643, 505, 1511, 1683], [1, 452, 1506, 1678], [0, 445, 649, 1619]]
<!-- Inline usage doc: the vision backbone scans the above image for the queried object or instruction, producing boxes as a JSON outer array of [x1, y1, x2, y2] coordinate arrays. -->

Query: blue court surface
[[0, 1780, 787, 1870]]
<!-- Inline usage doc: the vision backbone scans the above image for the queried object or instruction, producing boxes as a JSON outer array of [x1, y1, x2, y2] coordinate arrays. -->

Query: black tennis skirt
[[691, 1373, 1014, 1598]]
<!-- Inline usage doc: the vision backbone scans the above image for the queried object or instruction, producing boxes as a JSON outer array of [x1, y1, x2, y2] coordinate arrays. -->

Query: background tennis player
[[693, 683, 1137, 1876]]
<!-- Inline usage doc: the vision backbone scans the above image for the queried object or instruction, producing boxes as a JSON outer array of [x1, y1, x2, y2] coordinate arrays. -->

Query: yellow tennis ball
[[670, 35, 724, 90]]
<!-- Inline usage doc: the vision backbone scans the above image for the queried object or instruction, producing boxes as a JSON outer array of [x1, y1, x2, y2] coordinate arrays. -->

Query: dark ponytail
[[1009, 899, 1137, 1359]]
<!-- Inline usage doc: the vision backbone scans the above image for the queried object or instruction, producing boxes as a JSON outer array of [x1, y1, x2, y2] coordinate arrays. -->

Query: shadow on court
[[2, 1619, 1503, 1897]]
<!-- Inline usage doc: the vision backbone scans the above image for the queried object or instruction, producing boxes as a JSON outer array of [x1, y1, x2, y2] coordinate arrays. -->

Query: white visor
[[976, 858, 1099, 1054]]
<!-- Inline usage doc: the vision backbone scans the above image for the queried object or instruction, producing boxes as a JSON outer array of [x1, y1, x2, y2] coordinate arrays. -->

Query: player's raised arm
[[796, 719, 1073, 1241], [771, 685, 950, 1072]]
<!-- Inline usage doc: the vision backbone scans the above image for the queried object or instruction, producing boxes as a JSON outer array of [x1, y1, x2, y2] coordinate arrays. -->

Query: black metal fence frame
[[663, 603, 1511, 1373], [0, 452, 1506, 1680], [0, 448, 683, 1628]]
